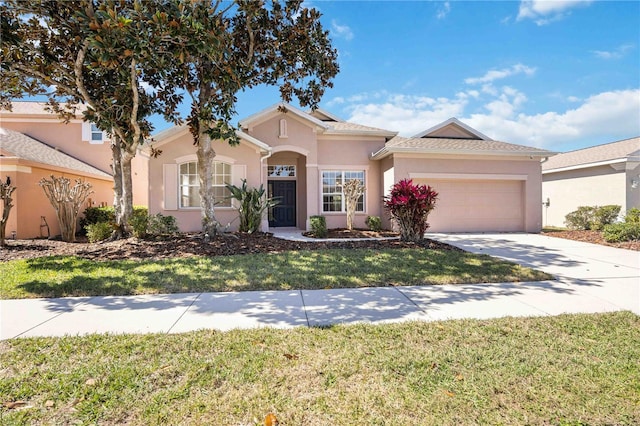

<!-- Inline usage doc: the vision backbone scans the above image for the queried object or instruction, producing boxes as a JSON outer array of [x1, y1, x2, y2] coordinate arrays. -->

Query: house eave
[[542, 158, 627, 174], [323, 129, 399, 138], [372, 147, 553, 160]]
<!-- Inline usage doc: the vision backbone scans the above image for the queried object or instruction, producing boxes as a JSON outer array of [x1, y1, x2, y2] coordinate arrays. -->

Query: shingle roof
[[325, 121, 397, 137], [2, 101, 86, 117], [371, 136, 554, 159], [0, 127, 111, 178], [542, 137, 640, 171]]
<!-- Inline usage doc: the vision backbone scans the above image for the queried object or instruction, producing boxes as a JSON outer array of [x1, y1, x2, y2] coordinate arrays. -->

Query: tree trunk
[[0, 183, 16, 247], [57, 201, 76, 242], [197, 124, 220, 237], [110, 137, 135, 238]]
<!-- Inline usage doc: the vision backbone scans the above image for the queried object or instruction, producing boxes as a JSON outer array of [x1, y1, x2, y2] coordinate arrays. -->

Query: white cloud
[[340, 87, 639, 149], [331, 20, 354, 41], [436, 1, 451, 20], [592, 43, 635, 60], [465, 63, 536, 85], [567, 96, 581, 102], [517, 0, 593, 25]]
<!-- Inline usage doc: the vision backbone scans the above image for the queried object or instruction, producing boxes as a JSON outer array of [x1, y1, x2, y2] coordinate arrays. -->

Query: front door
[[269, 180, 296, 227]]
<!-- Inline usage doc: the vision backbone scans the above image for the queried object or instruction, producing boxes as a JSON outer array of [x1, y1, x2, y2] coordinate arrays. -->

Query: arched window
[[179, 161, 232, 208]]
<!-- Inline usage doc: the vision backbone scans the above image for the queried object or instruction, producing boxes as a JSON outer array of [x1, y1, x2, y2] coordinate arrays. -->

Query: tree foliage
[[384, 179, 438, 242], [1, 0, 338, 238], [164, 0, 339, 235], [0, 0, 183, 238]]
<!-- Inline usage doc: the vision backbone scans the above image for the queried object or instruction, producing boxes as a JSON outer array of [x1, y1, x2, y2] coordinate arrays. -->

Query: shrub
[[129, 208, 150, 238], [625, 207, 640, 224], [226, 179, 279, 233], [80, 206, 115, 231], [85, 222, 113, 242], [147, 213, 179, 235], [384, 179, 438, 242], [565, 205, 622, 230], [564, 206, 596, 230], [603, 222, 640, 243], [365, 215, 382, 232], [591, 205, 621, 230], [310, 215, 327, 238]]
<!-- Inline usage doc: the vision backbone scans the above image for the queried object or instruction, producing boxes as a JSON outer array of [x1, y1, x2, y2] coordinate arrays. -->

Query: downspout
[[260, 149, 273, 232]]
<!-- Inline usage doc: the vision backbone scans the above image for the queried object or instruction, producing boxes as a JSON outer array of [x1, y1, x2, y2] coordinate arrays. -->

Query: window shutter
[[163, 164, 178, 210], [81, 122, 91, 142], [231, 164, 246, 186]]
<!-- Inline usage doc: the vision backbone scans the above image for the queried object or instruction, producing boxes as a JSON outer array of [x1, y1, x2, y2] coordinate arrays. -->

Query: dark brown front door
[[269, 180, 296, 227]]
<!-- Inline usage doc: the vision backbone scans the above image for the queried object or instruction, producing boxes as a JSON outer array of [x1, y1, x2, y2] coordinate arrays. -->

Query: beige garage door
[[416, 179, 525, 232]]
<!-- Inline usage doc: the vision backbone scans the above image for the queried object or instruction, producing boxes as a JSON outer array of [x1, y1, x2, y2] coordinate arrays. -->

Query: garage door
[[415, 179, 524, 232]]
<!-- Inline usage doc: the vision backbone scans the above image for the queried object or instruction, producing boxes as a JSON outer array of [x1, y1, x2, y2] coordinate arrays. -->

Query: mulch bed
[[542, 229, 640, 251], [2, 229, 636, 263], [303, 228, 399, 239], [0, 232, 459, 262]]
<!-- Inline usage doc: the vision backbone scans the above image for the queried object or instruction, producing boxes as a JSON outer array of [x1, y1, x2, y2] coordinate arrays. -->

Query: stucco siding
[[393, 155, 542, 232], [542, 166, 627, 227], [8, 165, 112, 239], [148, 133, 262, 232]]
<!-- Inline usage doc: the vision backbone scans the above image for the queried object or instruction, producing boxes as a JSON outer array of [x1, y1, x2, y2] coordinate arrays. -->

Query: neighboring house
[[0, 102, 149, 238], [149, 104, 552, 233], [542, 137, 640, 228]]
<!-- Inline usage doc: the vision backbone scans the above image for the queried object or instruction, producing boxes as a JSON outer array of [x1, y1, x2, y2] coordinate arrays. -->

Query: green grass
[[0, 248, 552, 299], [1, 312, 638, 425]]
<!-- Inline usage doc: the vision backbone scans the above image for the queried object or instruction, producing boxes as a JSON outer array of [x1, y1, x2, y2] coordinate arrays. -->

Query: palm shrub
[[226, 179, 279, 233], [384, 179, 438, 242]]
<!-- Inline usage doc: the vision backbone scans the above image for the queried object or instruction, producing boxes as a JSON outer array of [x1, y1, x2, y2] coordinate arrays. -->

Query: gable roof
[[239, 102, 397, 138], [371, 118, 553, 160], [542, 136, 640, 173], [0, 127, 111, 178], [239, 102, 329, 130], [372, 136, 554, 159], [150, 124, 271, 153], [412, 117, 491, 140]]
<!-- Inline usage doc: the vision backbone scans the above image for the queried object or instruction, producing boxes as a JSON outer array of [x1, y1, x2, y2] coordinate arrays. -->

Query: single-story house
[[0, 102, 149, 239], [542, 136, 640, 227], [149, 103, 553, 233]]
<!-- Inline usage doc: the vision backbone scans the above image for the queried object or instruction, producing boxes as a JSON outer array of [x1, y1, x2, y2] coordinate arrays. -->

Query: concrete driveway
[[426, 232, 640, 315]]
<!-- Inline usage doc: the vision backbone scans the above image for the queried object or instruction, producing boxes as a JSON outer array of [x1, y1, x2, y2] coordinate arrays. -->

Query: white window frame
[[321, 170, 366, 213], [178, 160, 232, 209], [90, 123, 103, 143]]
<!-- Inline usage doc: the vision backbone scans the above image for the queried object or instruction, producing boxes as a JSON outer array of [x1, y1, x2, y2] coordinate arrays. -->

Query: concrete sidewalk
[[2, 233, 638, 339]]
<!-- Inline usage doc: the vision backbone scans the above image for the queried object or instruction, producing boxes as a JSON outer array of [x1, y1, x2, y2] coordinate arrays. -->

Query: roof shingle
[[0, 127, 111, 178], [542, 137, 640, 171]]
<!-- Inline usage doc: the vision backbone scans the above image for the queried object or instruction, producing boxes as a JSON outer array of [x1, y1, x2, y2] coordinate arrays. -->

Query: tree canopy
[[1, 0, 339, 237]]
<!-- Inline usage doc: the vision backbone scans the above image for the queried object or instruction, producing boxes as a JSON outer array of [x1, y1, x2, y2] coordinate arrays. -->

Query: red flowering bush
[[384, 179, 438, 242]]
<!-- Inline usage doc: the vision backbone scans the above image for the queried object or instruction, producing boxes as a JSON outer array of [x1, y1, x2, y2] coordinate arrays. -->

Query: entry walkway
[[2, 233, 638, 340]]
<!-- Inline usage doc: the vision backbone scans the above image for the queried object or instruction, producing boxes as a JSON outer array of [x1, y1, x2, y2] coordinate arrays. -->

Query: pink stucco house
[[0, 102, 149, 239], [148, 103, 553, 233]]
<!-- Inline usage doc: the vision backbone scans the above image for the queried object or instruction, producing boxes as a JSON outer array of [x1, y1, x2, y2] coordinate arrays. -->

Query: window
[[268, 165, 296, 177], [179, 161, 232, 208], [91, 124, 103, 142], [322, 171, 365, 212]]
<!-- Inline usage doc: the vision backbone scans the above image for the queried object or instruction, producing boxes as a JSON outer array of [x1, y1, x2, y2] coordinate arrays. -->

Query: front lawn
[[0, 248, 552, 299], [1, 312, 638, 425]]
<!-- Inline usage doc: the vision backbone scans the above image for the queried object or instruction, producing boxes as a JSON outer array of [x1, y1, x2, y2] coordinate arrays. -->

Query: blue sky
[[166, 0, 639, 153]]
